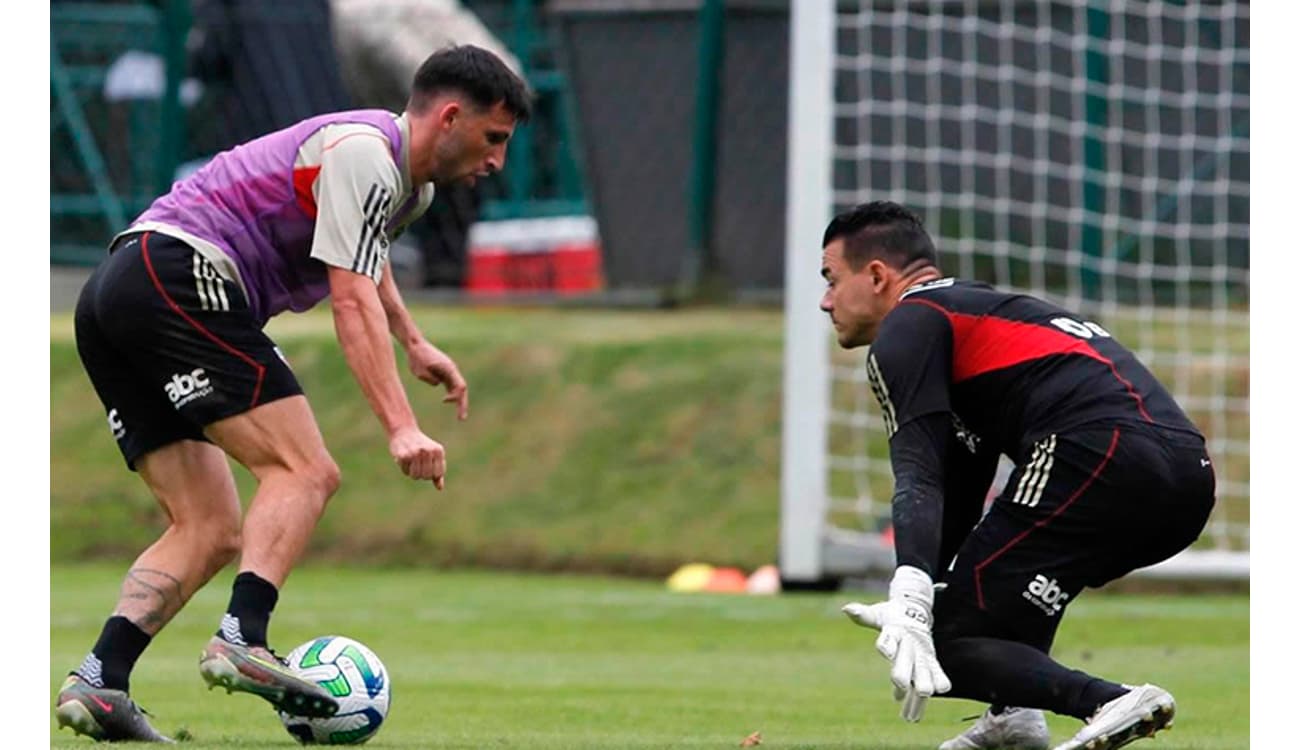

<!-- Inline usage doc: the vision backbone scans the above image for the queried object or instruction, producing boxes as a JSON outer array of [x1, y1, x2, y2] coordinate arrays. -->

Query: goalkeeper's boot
[[1052, 684, 1175, 750], [54, 674, 174, 743], [198, 635, 339, 718], [939, 706, 1050, 750]]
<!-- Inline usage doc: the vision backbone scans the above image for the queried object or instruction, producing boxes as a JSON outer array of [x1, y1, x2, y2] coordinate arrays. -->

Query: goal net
[[781, 1, 1249, 583]]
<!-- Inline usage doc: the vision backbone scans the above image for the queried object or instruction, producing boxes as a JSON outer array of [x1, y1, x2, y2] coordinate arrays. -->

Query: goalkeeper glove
[[841, 565, 952, 722]]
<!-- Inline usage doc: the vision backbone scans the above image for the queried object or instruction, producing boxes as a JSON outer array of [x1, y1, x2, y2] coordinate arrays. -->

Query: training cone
[[746, 564, 781, 595], [704, 567, 749, 593], [667, 563, 715, 592]]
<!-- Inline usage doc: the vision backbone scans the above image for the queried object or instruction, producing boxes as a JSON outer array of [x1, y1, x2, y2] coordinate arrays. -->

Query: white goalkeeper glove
[[841, 565, 952, 722]]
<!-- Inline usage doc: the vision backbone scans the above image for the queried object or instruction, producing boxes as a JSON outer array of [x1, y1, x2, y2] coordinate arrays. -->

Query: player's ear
[[437, 101, 461, 130], [867, 259, 890, 291]]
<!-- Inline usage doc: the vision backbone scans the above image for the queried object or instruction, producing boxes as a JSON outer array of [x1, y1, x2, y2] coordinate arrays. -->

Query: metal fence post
[[156, 0, 191, 197], [682, 0, 726, 299], [1081, 3, 1109, 301]]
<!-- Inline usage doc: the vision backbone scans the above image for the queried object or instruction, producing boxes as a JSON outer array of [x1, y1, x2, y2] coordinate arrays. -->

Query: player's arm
[[374, 258, 422, 349], [938, 432, 999, 570], [888, 412, 951, 577], [889, 417, 997, 574], [868, 301, 958, 577], [376, 259, 469, 419], [328, 268, 422, 438], [312, 131, 448, 486], [842, 301, 955, 721]]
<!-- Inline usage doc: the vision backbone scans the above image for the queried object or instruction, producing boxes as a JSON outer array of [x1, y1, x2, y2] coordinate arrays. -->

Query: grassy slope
[[51, 307, 787, 573], [50, 303, 1250, 571], [50, 565, 1249, 749]]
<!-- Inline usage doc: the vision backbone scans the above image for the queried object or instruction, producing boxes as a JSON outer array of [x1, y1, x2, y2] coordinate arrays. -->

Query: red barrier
[[465, 216, 604, 296]]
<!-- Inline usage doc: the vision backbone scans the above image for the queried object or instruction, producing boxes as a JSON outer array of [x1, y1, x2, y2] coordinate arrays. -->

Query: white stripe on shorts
[[1013, 434, 1057, 507]]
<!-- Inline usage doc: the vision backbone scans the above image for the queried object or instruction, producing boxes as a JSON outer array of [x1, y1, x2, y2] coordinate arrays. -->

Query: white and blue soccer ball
[[278, 635, 391, 745]]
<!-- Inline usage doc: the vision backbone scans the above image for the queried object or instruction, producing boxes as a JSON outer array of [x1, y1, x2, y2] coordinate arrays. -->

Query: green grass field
[[51, 565, 1248, 749]]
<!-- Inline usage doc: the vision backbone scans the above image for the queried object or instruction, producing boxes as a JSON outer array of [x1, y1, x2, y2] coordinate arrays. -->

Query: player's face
[[433, 101, 517, 187], [820, 240, 890, 348]]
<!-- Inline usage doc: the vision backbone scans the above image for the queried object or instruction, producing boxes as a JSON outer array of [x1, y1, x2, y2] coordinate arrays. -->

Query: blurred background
[[51, 1, 1249, 587], [51, 0, 794, 302]]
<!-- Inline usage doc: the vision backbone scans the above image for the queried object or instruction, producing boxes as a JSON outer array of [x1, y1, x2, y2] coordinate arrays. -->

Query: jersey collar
[[900, 277, 956, 299]]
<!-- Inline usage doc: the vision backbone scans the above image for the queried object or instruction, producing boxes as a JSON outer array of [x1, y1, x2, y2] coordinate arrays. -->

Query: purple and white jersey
[[118, 109, 435, 325]]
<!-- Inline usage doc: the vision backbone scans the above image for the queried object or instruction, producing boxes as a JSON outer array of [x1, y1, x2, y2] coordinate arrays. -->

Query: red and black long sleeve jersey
[[868, 277, 1201, 464], [866, 277, 1203, 574]]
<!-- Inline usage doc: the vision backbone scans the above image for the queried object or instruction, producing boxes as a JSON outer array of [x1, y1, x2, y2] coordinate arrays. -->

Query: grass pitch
[[51, 565, 1247, 749]]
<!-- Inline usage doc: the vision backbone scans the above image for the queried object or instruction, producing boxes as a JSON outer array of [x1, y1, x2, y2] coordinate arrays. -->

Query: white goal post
[[780, 0, 1249, 584]]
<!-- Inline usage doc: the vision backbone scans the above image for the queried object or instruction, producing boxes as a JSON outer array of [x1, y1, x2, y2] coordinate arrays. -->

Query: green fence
[[51, 0, 590, 277], [51, 1, 188, 265]]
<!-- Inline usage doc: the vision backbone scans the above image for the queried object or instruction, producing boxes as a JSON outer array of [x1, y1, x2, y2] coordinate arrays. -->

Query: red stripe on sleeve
[[293, 166, 322, 219]]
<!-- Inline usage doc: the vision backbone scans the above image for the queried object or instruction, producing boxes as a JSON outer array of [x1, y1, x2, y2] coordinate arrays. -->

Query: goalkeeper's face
[[819, 240, 894, 348]]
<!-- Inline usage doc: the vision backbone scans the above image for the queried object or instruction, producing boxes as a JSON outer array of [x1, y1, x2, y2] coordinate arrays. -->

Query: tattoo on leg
[[116, 568, 187, 630]]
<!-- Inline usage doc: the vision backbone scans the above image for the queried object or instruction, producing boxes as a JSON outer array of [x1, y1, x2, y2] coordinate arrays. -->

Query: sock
[[936, 635, 1128, 720], [74, 616, 152, 692], [1075, 679, 1130, 718], [217, 572, 279, 648]]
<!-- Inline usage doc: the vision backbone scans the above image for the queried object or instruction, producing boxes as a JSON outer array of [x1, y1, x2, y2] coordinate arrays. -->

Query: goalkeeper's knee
[[933, 636, 992, 695]]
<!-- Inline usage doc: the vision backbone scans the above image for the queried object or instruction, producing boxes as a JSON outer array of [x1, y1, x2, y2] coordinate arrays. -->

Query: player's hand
[[406, 340, 469, 420], [388, 426, 448, 488], [841, 565, 951, 722]]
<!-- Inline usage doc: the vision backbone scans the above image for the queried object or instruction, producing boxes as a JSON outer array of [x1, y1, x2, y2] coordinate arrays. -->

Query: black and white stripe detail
[[75, 653, 105, 687], [354, 183, 393, 279], [1011, 434, 1057, 507], [865, 351, 898, 437], [219, 613, 247, 646], [193, 253, 230, 311]]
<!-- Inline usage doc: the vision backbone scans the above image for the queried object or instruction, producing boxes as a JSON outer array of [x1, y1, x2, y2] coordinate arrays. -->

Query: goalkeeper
[[818, 202, 1215, 750]]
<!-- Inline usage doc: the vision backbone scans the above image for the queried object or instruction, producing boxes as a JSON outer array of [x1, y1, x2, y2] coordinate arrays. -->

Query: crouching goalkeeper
[[817, 202, 1216, 750]]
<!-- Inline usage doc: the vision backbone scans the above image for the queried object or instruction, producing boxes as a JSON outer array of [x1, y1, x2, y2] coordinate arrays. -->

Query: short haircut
[[408, 45, 533, 122], [822, 201, 939, 271]]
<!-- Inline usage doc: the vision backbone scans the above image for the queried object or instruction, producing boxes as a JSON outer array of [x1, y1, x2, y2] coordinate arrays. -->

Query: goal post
[[779, 0, 834, 583], [780, 1, 1250, 584]]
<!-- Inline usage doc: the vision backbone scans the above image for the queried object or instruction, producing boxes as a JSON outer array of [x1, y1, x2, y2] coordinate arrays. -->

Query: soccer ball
[[277, 635, 391, 745]]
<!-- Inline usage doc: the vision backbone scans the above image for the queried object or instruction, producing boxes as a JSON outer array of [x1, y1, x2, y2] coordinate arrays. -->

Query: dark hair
[[822, 201, 938, 271], [408, 45, 533, 122]]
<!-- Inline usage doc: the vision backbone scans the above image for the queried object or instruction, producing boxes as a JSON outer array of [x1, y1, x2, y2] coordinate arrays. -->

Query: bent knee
[[281, 454, 341, 509], [211, 528, 242, 566], [203, 508, 242, 563], [170, 515, 241, 565], [934, 634, 972, 660], [309, 456, 342, 499]]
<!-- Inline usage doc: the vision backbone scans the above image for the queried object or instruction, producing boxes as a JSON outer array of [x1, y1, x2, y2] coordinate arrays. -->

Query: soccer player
[[820, 202, 1215, 750], [55, 45, 531, 742]]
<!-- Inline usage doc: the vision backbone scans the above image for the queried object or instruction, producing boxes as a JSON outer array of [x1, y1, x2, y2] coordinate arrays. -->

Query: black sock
[[74, 616, 152, 692], [218, 572, 279, 648], [937, 635, 1128, 720], [1075, 679, 1130, 717]]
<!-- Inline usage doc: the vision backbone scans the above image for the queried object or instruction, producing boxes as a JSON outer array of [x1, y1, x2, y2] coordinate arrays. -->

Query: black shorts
[[932, 422, 1216, 652], [74, 231, 303, 470]]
